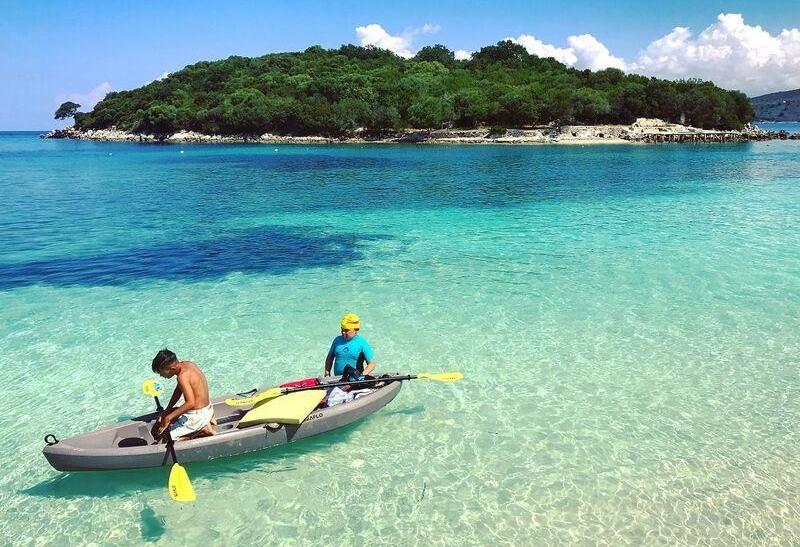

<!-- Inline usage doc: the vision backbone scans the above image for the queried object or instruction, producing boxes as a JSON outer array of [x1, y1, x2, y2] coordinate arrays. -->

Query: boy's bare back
[[176, 361, 210, 409]]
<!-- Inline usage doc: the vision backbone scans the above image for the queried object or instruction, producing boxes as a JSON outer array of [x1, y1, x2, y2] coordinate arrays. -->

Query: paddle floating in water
[[142, 379, 196, 502], [225, 372, 464, 407]]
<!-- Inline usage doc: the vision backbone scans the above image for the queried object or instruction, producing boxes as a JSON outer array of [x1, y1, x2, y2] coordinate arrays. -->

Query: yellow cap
[[340, 313, 360, 330]]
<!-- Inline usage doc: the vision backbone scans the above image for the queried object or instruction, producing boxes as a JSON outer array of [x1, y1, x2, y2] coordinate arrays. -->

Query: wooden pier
[[636, 131, 755, 144]]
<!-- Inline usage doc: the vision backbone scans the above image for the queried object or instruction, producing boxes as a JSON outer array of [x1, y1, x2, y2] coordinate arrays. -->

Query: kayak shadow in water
[[21, 467, 167, 499], [184, 417, 368, 478], [21, 414, 376, 499]]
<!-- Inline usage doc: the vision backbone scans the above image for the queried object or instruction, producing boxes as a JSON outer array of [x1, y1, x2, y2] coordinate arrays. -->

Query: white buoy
[[180, 150, 184, 154], [274, 148, 278, 152]]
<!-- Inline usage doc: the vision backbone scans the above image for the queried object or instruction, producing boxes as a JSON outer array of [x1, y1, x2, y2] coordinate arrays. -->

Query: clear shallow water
[[1, 133, 799, 545]]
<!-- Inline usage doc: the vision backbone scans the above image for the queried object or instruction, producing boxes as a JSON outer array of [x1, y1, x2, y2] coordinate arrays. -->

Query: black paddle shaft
[[152, 395, 179, 466], [283, 374, 416, 395]]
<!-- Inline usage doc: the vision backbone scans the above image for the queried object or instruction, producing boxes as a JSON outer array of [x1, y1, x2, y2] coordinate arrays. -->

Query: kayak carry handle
[[44, 434, 59, 446]]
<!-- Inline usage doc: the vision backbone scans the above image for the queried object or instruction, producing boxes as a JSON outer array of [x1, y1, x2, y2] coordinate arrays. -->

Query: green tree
[[453, 88, 497, 126], [136, 103, 179, 134], [497, 88, 539, 125], [610, 82, 647, 123], [643, 80, 680, 123], [414, 45, 455, 66], [54, 101, 81, 120], [408, 95, 454, 128], [730, 91, 754, 128], [574, 88, 611, 123], [592, 68, 625, 87], [332, 97, 372, 133], [370, 104, 402, 130], [470, 40, 530, 68], [223, 88, 271, 134], [297, 96, 335, 134], [539, 87, 575, 123]]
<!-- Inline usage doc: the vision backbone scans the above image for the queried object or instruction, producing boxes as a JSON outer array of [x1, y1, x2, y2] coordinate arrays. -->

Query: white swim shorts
[[169, 404, 214, 440]]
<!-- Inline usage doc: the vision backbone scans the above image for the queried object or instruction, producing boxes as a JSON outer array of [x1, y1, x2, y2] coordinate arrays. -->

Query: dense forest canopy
[[72, 41, 754, 136]]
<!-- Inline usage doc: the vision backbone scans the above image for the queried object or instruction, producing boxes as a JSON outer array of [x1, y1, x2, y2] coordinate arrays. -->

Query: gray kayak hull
[[43, 376, 402, 472]]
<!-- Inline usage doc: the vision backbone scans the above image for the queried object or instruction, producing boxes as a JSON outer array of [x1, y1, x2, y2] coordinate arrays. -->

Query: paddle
[[225, 372, 463, 407], [142, 379, 196, 502]]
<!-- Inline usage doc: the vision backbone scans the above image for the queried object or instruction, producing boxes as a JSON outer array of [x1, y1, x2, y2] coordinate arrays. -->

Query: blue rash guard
[[328, 334, 374, 376]]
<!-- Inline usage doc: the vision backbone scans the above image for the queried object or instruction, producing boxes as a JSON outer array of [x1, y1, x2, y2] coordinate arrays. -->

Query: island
[[48, 41, 777, 144]]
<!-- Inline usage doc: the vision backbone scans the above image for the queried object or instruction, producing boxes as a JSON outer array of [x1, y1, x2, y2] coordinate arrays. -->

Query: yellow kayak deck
[[238, 389, 327, 427]]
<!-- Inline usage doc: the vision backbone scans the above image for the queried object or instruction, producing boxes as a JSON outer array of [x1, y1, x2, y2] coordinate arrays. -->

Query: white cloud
[[356, 23, 415, 57], [143, 71, 172, 85], [507, 33, 624, 71], [630, 13, 800, 95], [568, 34, 626, 71], [507, 34, 577, 65], [360, 14, 800, 95], [355, 23, 441, 58], [454, 49, 473, 61], [55, 82, 112, 111]]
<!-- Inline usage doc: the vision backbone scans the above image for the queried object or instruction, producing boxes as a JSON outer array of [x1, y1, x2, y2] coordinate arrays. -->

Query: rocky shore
[[43, 118, 796, 145]]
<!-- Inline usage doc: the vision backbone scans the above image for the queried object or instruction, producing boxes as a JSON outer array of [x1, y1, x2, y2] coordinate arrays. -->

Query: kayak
[[43, 375, 402, 472]]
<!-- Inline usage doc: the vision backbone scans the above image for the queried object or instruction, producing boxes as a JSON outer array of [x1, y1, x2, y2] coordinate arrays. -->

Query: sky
[[2, 0, 800, 130]]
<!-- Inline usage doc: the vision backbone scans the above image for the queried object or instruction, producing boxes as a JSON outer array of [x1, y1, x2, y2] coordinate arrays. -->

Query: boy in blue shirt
[[324, 313, 376, 379]]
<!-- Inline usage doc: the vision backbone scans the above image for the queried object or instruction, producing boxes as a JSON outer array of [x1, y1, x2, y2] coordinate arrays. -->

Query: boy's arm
[[154, 385, 183, 435], [324, 339, 336, 376], [362, 340, 376, 375], [165, 384, 183, 411], [158, 374, 197, 432]]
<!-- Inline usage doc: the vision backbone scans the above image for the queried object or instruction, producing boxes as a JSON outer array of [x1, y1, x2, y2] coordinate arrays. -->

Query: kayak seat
[[112, 423, 153, 447], [216, 411, 245, 426], [117, 437, 148, 448]]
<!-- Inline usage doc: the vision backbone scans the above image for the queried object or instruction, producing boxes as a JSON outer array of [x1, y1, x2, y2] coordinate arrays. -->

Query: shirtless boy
[[151, 349, 215, 442]]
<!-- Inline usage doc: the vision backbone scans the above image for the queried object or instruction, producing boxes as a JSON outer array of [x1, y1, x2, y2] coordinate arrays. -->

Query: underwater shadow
[[170, 152, 406, 173], [21, 415, 379, 500], [22, 467, 166, 499], [0, 225, 388, 290], [382, 404, 426, 416], [140, 503, 167, 543], [170, 417, 373, 478]]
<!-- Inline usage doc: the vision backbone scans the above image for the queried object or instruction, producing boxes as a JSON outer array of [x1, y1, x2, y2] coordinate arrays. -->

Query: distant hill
[[750, 89, 800, 121]]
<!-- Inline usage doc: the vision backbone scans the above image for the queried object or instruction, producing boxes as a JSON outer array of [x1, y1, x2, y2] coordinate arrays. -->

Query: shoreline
[[43, 118, 796, 145]]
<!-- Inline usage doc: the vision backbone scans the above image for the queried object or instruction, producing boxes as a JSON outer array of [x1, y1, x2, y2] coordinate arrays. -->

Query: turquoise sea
[[1, 132, 799, 545]]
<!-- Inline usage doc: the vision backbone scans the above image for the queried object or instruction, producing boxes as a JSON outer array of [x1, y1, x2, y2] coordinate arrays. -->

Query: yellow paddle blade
[[225, 387, 283, 407], [168, 463, 196, 502], [142, 379, 163, 398], [417, 372, 464, 382]]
